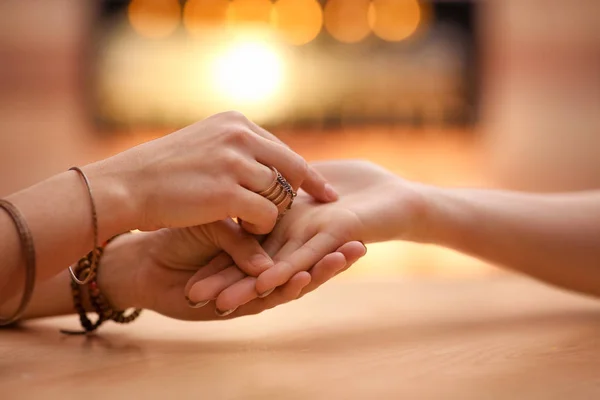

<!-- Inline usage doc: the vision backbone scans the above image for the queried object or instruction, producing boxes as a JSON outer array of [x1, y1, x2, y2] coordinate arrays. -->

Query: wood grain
[[2, 276, 599, 399]]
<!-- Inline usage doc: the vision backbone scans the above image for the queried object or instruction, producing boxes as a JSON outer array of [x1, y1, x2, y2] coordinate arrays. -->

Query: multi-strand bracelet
[[62, 167, 142, 335], [61, 240, 142, 335]]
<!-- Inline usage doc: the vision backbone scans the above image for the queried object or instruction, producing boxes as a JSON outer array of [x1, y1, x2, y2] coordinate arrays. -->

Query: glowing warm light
[[183, 0, 229, 38], [368, 0, 422, 42], [227, 0, 273, 26], [212, 39, 284, 103], [324, 0, 371, 43], [128, 0, 181, 39], [272, 0, 323, 46]]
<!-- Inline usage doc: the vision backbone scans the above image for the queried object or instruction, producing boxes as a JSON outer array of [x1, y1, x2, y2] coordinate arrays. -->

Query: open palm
[[187, 160, 422, 312], [122, 219, 365, 320]]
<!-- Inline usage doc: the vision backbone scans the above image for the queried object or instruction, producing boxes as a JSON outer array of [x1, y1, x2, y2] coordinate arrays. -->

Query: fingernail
[[258, 288, 275, 298], [186, 296, 210, 309], [324, 184, 339, 201], [250, 254, 273, 272], [215, 307, 237, 317]]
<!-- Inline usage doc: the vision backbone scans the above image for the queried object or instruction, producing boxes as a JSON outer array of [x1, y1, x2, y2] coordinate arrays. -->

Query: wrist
[[83, 159, 140, 236], [97, 233, 147, 310], [410, 184, 471, 249]]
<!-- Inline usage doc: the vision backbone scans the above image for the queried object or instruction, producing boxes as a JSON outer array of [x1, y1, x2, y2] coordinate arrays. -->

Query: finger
[[300, 167, 339, 203], [184, 252, 232, 296], [256, 232, 342, 295], [260, 233, 285, 256], [252, 136, 309, 191], [247, 118, 287, 147], [215, 276, 258, 313], [234, 272, 312, 318], [247, 121, 338, 203], [221, 242, 366, 315], [209, 235, 291, 310], [238, 160, 276, 194], [250, 237, 304, 298], [301, 241, 367, 297], [228, 187, 278, 235], [277, 271, 311, 303], [333, 241, 367, 271], [305, 252, 347, 288], [272, 237, 303, 262], [187, 265, 245, 304], [211, 218, 274, 276], [214, 237, 306, 311]]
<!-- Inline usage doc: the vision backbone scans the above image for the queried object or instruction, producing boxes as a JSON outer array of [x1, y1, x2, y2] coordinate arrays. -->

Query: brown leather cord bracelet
[[68, 167, 100, 285], [0, 199, 36, 326]]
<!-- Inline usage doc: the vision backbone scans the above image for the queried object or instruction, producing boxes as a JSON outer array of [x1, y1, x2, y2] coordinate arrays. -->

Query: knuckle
[[231, 156, 248, 176], [218, 184, 238, 206], [221, 149, 246, 173], [291, 155, 309, 182], [264, 203, 279, 223], [255, 205, 278, 234], [223, 128, 252, 147], [221, 110, 249, 123]]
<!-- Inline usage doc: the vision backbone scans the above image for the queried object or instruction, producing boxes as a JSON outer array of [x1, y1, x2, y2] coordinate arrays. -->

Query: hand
[[88, 111, 338, 235], [100, 219, 365, 321], [187, 160, 424, 312]]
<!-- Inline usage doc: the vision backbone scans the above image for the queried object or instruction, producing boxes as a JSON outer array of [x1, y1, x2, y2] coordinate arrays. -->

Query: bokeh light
[[128, 0, 181, 39], [324, 0, 372, 43], [183, 0, 229, 38], [227, 0, 273, 26], [368, 0, 422, 42], [212, 39, 284, 103], [272, 0, 323, 46]]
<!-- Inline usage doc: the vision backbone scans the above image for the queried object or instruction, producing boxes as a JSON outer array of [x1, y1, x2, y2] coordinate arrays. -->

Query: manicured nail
[[250, 254, 273, 272], [186, 296, 209, 309], [215, 307, 237, 317], [324, 184, 339, 201], [258, 288, 275, 298]]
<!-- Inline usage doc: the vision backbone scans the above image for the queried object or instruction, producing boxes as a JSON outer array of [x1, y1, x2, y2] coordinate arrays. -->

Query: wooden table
[[2, 276, 600, 399]]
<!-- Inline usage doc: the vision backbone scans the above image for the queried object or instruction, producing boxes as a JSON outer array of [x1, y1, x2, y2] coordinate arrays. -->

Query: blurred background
[[1, 0, 599, 278]]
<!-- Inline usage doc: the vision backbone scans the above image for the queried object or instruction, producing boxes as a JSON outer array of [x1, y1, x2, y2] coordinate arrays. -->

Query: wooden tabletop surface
[[2, 276, 600, 399]]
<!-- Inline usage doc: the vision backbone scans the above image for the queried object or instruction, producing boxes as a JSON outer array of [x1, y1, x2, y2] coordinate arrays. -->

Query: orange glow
[[183, 0, 229, 38], [128, 0, 181, 39], [272, 0, 323, 46], [368, 0, 422, 42], [227, 0, 273, 26], [324, 0, 371, 44]]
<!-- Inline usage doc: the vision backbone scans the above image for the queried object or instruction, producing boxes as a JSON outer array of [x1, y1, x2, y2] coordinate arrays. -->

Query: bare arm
[[249, 160, 600, 301], [1, 111, 338, 308], [419, 187, 600, 297], [0, 164, 133, 304], [3, 223, 364, 322]]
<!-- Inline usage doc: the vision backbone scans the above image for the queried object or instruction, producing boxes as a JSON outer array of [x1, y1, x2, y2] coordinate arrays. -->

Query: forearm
[[417, 186, 600, 297], [4, 233, 139, 320], [0, 159, 136, 304]]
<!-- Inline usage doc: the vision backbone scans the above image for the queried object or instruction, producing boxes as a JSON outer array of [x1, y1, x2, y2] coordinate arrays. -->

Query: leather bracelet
[[0, 199, 37, 326], [68, 167, 100, 285]]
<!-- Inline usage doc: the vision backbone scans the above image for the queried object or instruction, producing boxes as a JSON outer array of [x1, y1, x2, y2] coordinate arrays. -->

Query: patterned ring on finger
[[257, 167, 297, 220]]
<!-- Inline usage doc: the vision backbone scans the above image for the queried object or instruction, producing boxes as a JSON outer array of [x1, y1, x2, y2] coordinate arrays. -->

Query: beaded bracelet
[[61, 237, 142, 335]]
